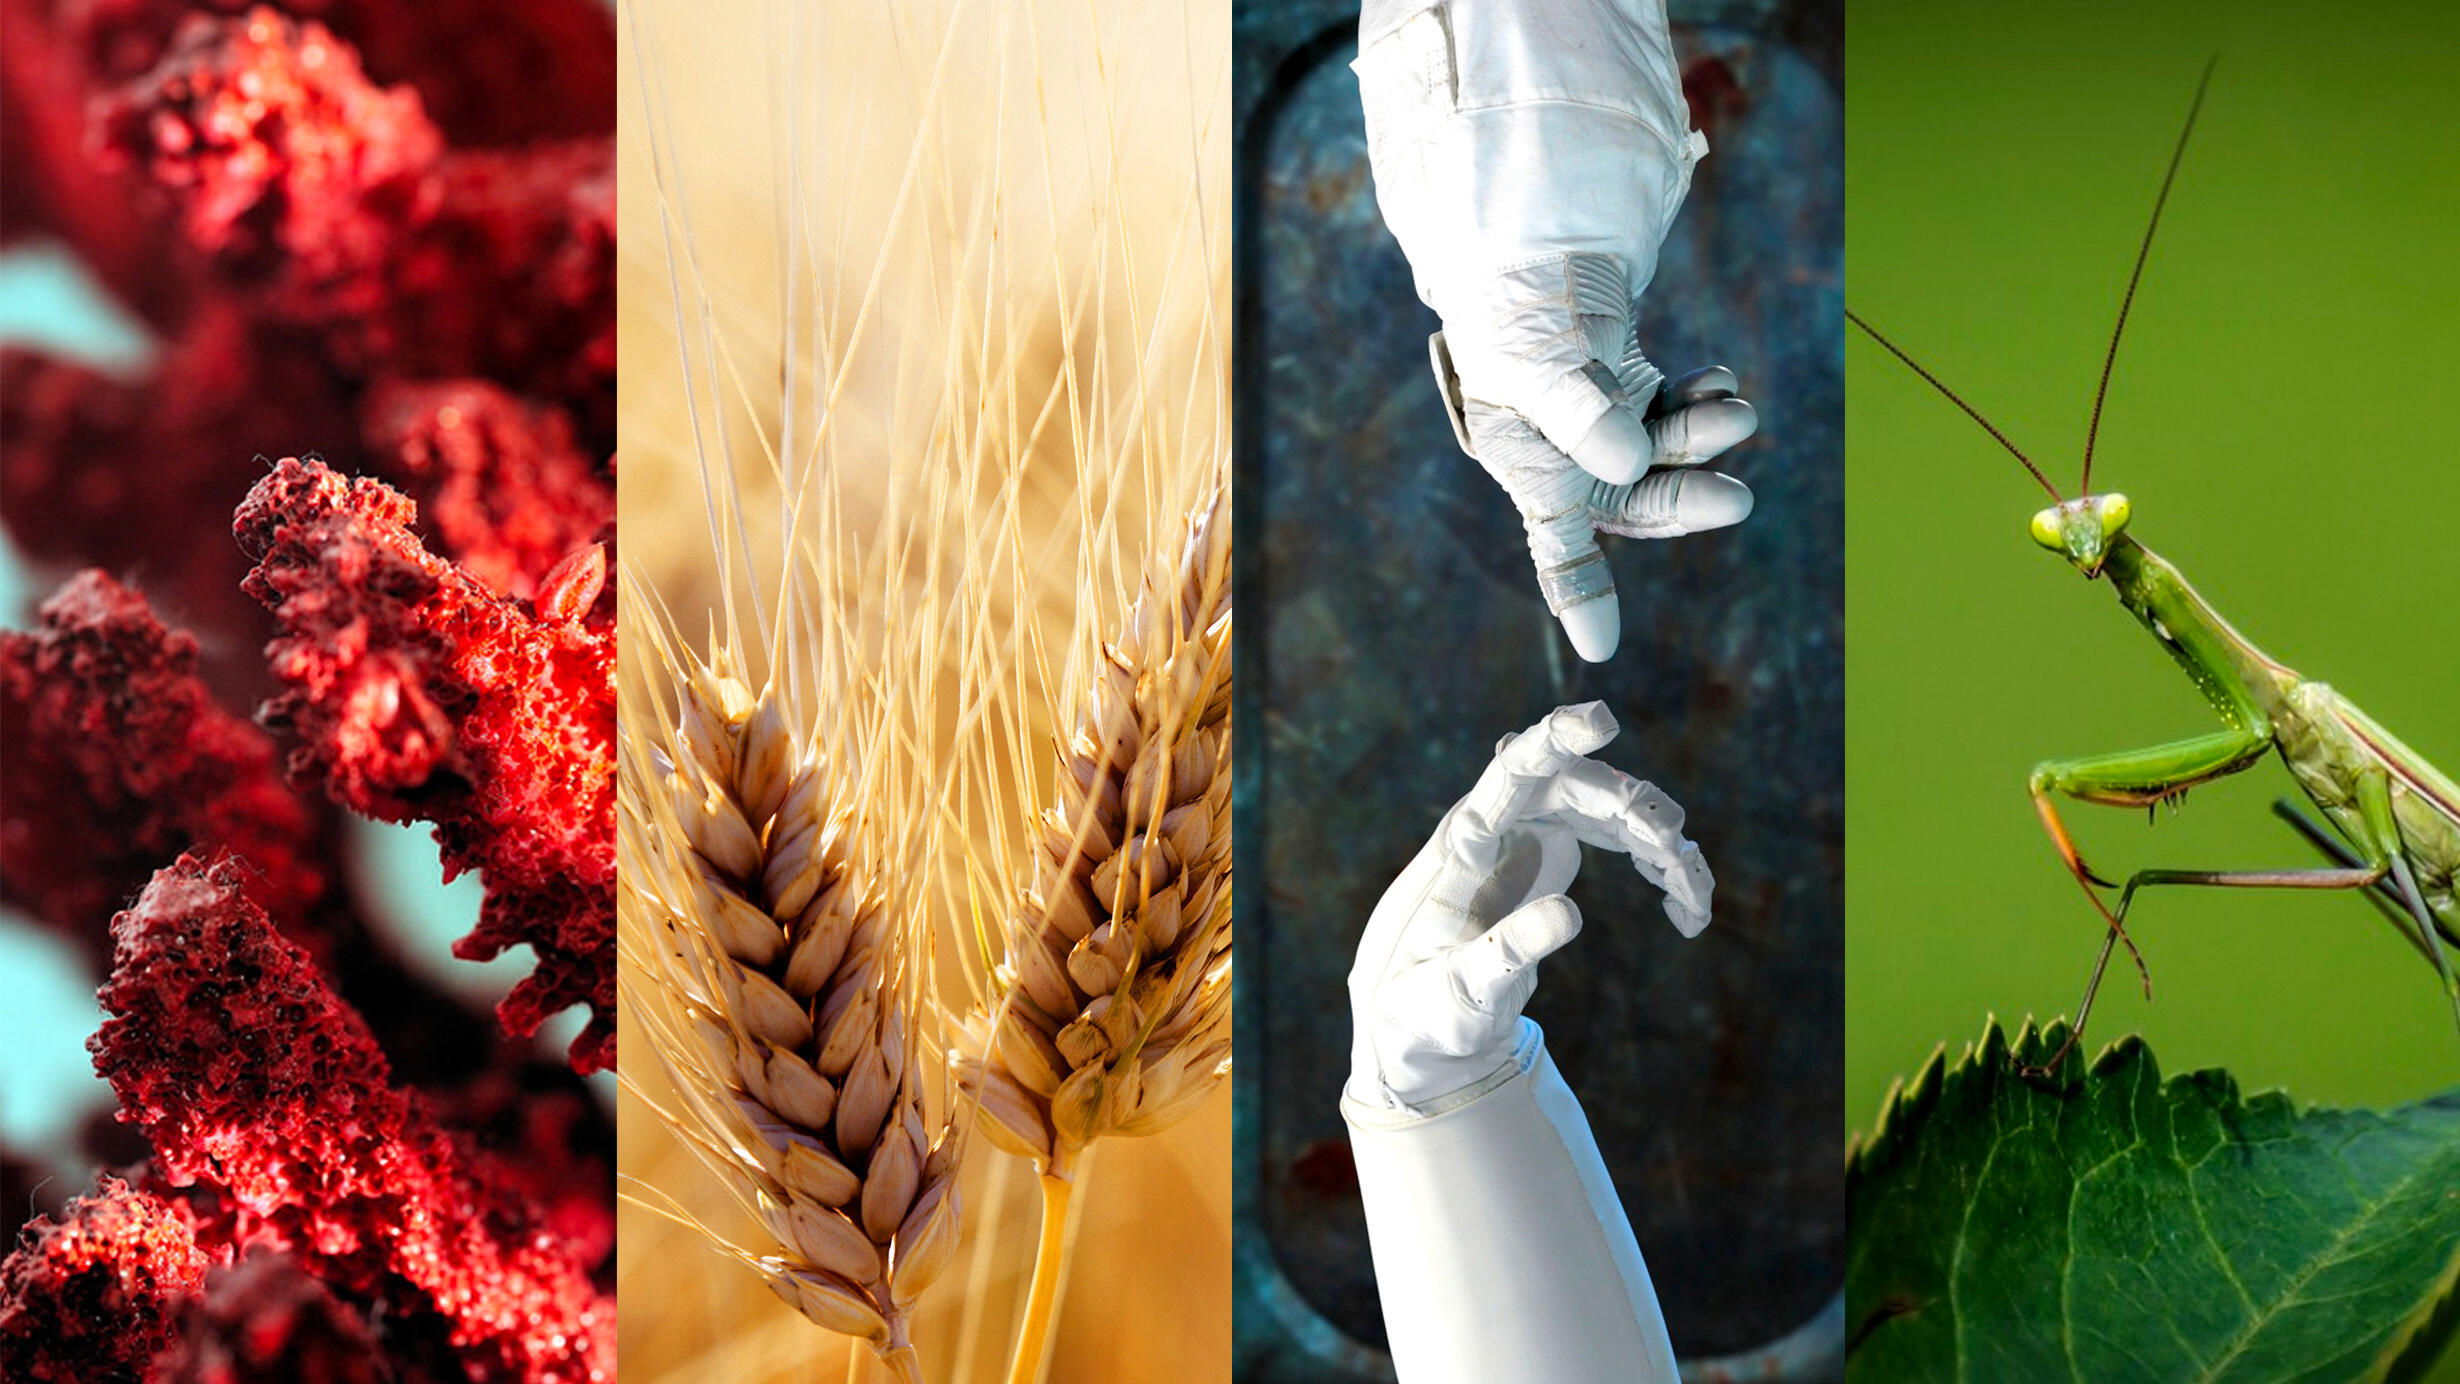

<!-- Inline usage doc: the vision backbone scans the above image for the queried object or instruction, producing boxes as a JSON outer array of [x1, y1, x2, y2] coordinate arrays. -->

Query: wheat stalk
[[619, 0, 1230, 1373], [619, 621, 963, 1384], [954, 484, 1231, 1383]]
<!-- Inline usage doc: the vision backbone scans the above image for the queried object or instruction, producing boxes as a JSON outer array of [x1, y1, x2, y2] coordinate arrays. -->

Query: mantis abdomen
[[2275, 682, 2460, 938]]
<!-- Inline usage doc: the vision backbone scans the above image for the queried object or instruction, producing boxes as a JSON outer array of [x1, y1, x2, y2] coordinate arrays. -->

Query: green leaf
[[1847, 1019, 2460, 1383]]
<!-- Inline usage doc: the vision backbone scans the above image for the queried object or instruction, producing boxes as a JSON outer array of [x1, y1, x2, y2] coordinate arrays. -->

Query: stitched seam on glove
[[1611, 319, 1667, 409], [1452, 938, 1513, 1014], [1344, 1020, 1544, 1126], [1461, 411, 1598, 571]]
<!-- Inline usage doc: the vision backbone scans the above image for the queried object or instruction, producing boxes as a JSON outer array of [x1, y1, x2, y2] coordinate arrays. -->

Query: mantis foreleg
[[2027, 725, 2272, 1003]]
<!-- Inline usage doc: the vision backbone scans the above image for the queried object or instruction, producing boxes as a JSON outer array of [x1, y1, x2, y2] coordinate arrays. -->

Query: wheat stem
[[1003, 1172, 1076, 1384]]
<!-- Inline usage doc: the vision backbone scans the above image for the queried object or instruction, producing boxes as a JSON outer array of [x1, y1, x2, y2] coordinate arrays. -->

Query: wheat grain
[[959, 486, 1232, 1182], [621, 634, 963, 1384]]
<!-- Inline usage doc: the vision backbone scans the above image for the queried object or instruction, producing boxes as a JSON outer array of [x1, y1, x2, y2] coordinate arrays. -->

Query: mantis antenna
[[1845, 309, 2062, 501], [2081, 55, 2219, 493]]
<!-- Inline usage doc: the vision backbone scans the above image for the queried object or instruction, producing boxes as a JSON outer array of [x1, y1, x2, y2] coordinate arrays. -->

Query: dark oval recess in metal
[[1233, 1, 1843, 1378]]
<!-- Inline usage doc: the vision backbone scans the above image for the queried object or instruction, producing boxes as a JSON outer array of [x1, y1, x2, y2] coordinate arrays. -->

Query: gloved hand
[[1346, 700, 1713, 1113], [1355, 0, 1759, 662], [1342, 701, 1710, 1383]]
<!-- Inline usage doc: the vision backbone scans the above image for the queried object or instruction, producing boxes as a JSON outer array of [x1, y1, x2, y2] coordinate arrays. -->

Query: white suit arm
[[1342, 706, 1706, 1383], [1345, 1021, 1679, 1384], [1350, 0, 1758, 661]]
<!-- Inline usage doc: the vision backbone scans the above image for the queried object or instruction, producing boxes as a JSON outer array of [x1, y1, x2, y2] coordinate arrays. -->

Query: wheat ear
[[622, 632, 962, 1384], [958, 486, 1231, 1383]]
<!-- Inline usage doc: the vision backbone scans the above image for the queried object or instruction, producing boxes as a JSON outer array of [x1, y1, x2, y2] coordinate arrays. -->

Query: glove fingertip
[[1557, 596, 1620, 663], [1557, 699, 1619, 741], [1501, 892, 1583, 959], [1540, 702, 1619, 764], [1565, 403, 1653, 485], [1656, 396, 1759, 467], [1664, 897, 1713, 938], [1663, 842, 1716, 937], [1720, 395, 1761, 443], [1681, 471, 1755, 531], [1667, 364, 1739, 404]]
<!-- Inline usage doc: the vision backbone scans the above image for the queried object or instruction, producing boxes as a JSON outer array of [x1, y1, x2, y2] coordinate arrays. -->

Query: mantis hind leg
[[2289, 771, 2460, 1045], [2025, 861, 2387, 1079], [2385, 852, 2460, 1044], [2348, 770, 2460, 1044], [2031, 773, 2460, 1077], [2271, 801, 2459, 962]]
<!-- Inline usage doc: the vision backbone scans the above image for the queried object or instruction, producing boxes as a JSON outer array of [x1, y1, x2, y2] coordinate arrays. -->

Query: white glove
[[1355, 0, 1758, 662], [1346, 699, 1711, 1110], [1343, 701, 1712, 1383]]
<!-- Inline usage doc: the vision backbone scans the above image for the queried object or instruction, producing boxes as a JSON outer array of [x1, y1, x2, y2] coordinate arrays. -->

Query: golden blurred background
[[615, 1, 1231, 1379]]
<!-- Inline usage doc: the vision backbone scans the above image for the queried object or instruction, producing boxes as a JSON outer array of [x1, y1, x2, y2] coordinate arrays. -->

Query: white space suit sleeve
[[1351, 0, 1702, 453], [1348, 0, 1757, 662], [1342, 1020, 1679, 1384]]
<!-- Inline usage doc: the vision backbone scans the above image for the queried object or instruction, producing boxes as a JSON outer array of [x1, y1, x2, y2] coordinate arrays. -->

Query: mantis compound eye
[[2028, 506, 2065, 550], [2096, 492, 2132, 539]]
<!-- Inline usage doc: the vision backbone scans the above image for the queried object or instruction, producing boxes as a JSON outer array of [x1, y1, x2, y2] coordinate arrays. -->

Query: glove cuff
[[1344, 1016, 1540, 1123]]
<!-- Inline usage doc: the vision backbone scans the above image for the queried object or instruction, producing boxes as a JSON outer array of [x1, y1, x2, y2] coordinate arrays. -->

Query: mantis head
[[1852, 62, 2217, 589], [2029, 493, 2131, 577]]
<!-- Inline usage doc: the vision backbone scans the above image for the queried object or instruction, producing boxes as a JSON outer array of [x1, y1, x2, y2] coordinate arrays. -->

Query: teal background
[[1848, 4, 2460, 1369], [0, 246, 146, 1159]]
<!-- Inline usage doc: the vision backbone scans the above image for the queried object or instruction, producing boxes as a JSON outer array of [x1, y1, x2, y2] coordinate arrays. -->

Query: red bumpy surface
[[90, 856, 615, 1383], [3, 5, 617, 661], [236, 457, 615, 1073], [0, 1177, 210, 1383], [0, 568, 326, 947], [1, 1, 617, 1374], [155, 1250, 410, 1384]]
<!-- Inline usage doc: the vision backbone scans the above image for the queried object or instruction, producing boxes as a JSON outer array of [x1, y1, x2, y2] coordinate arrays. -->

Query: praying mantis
[[1849, 60, 2460, 1077]]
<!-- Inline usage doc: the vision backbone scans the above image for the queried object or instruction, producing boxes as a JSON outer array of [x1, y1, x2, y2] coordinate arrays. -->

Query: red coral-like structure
[[362, 379, 616, 606], [3, 4, 616, 655], [0, 568, 326, 945], [388, 137, 617, 412], [90, 11, 617, 405], [95, 8, 445, 330], [237, 456, 615, 1073], [0, 304, 357, 656], [156, 1251, 412, 1384], [92, 856, 614, 1384], [0, 569, 612, 1114], [0, 1177, 210, 1383], [61, 0, 617, 148], [0, 0, 613, 1376]]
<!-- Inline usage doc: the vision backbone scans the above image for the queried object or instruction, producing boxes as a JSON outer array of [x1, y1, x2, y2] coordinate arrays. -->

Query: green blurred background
[[1847, 0, 2460, 1142]]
